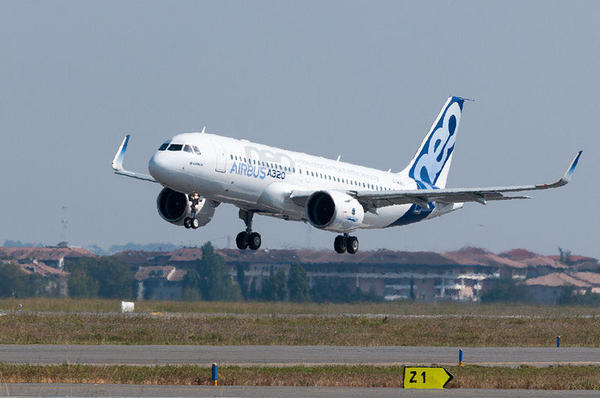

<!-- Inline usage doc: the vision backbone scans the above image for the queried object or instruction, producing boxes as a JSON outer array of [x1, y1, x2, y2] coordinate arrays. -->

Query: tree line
[[10, 242, 598, 305], [180, 242, 377, 303], [0, 241, 379, 302]]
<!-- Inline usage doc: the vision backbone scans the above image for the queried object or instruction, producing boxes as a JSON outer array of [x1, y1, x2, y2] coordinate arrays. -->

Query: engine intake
[[306, 190, 364, 232], [156, 187, 216, 227]]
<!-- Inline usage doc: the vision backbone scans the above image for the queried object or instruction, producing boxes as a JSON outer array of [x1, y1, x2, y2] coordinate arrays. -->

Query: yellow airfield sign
[[403, 367, 453, 389]]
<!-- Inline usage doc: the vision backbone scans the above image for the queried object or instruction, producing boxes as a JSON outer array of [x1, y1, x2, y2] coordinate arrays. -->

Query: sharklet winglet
[[112, 134, 130, 171], [111, 134, 157, 183], [561, 150, 583, 183]]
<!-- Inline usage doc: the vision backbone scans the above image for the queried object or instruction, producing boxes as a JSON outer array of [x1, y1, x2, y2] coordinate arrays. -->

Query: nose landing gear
[[183, 193, 201, 229], [236, 210, 261, 251], [334, 233, 359, 254]]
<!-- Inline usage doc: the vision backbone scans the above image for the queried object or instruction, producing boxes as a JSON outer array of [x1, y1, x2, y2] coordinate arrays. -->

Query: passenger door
[[213, 142, 227, 173]]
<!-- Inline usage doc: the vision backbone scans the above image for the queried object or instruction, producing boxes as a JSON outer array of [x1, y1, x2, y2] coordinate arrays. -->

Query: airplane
[[112, 96, 582, 254]]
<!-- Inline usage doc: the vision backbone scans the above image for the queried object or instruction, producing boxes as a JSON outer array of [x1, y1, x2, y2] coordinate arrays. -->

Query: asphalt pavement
[[2, 384, 599, 398], [1, 345, 599, 367]]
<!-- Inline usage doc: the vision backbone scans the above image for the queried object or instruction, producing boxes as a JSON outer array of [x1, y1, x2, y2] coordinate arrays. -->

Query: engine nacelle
[[156, 187, 216, 227], [306, 190, 364, 232]]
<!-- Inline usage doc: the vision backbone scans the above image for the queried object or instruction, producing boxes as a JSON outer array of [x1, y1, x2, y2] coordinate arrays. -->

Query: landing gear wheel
[[346, 236, 359, 254], [237, 210, 261, 251], [334, 235, 347, 254], [188, 193, 201, 229], [236, 231, 249, 250], [248, 232, 261, 250]]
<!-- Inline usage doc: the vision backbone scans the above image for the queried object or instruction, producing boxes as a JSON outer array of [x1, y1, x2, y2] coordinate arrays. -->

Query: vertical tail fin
[[403, 96, 466, 189]]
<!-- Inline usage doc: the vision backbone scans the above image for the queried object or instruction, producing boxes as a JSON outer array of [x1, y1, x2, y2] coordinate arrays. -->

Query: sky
[[1, 1, 598, 256]]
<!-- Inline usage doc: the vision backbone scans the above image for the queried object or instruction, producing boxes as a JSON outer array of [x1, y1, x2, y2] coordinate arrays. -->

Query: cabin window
[[183, 145, 193, 153], [167, 144, 183, 151], [158, 142, 169, 151]]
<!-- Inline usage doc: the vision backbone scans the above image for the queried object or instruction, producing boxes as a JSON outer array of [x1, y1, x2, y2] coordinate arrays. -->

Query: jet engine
[[156, 187, 216, 226], [305, 190, 364, 232]]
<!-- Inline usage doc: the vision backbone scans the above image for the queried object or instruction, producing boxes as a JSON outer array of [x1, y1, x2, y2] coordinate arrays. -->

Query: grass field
[[0, 364, 598, 389], [2, 298, 600, 317], [1, 298, 599, 346], [1, 312, 600, 346]]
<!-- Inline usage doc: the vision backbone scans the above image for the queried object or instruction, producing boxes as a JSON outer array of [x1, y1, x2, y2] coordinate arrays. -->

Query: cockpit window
[[158, 143, 169, 151], [193, 146, 201, 155], [183, 145, 193, 153], [167, 144, 183, 151]]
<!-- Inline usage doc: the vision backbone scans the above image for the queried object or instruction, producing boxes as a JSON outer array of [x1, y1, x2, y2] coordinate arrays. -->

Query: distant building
[[525, 272, 600, 304], [135, 266, 188, 300], [111, 246, 600, 303], [0, 246, 96, 297], [0, 247, 96, 270]]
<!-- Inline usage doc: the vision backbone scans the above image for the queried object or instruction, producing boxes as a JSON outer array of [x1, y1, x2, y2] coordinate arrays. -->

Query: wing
[[356, 151, 582, 210], [112, 135, 157, 183]]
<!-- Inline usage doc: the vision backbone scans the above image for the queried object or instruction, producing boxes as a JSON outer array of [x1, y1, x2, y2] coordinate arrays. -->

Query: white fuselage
[[148, 132, 461, 231]]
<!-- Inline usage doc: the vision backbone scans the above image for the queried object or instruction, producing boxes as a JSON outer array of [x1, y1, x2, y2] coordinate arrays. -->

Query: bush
[[480, 278, 530, 303], [64, 258, 135, 299], [0, 264, 48, 298]]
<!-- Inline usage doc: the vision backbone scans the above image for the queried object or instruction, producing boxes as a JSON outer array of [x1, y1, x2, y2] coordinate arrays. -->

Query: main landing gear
[[334, 233, 359, 254], [183, 193, 201, 229], [236, 210, 261, 251]]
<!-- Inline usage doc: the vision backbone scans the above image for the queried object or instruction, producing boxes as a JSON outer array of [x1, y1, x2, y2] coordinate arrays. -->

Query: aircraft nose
[[148, 152, 169, 181]]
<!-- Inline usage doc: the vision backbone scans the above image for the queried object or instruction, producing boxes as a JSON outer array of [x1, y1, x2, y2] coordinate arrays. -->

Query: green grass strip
[[0, 364, 599, 390], [2, 313, 600, 346]]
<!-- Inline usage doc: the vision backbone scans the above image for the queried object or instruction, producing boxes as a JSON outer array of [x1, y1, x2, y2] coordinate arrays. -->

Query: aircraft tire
[[346, 236, 359, 254], [191, 218, 200, 229], [334, 235, 346, 254], [183, 217, 192, 229], [248, 232, 261, 250], [236, 231, 249, 250]]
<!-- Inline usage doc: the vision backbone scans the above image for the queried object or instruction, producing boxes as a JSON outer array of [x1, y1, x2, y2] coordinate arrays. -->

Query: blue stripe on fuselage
[[388, 203, 433, 227], [388, 182, 437, 227]]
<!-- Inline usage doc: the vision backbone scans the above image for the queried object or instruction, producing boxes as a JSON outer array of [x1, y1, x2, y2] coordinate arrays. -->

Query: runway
[[1, 384, 598, 397], [2, 345, 600, 367]]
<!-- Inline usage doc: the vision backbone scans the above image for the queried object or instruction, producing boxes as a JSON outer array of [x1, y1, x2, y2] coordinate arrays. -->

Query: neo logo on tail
[[408, 97, 464, 189]]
